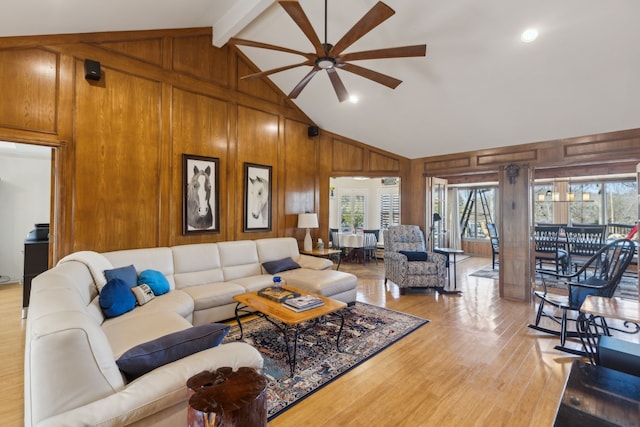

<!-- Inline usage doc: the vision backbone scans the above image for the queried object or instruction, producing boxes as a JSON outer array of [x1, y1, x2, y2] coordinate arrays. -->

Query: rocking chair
[[527, 238, 635, 352]]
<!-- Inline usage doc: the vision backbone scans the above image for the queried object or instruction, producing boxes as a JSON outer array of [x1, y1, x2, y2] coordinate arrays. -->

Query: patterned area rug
[[470, 266, 639, 300], [223, 302, 428, 420]]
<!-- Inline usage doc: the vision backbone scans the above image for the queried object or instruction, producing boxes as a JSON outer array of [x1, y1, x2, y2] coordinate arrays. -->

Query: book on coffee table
[[257, 287, 301, 303], [283, 295, 325, 311]]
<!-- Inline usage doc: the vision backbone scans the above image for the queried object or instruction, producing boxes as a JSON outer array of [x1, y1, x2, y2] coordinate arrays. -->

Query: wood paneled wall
[[0, 28, 408, 263]]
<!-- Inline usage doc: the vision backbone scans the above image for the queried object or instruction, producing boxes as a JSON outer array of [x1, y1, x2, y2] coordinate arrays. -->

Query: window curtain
[[447, 188, 462, 250]]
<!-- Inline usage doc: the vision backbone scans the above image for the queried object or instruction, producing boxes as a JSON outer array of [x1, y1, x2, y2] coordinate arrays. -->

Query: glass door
[[428, 177, 448, 250]]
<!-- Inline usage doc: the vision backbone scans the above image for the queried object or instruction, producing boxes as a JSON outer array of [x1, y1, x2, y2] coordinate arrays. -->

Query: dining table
[[338, 233, 364, 249]]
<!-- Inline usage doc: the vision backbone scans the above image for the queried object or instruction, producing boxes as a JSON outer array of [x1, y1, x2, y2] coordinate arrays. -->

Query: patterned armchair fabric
[[383, 225, 448, 294]]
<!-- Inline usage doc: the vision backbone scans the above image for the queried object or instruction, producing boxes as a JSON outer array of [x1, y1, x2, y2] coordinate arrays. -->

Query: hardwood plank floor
[[271, 257, 575, 427], [1, 256, 589, 426]]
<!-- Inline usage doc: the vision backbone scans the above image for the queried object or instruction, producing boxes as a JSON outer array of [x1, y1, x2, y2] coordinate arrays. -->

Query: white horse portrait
[[244, 164, 272, 231]]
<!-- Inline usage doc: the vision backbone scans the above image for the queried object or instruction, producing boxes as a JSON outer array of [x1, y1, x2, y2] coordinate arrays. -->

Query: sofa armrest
[[296, 254, 333, 270], [35, 342, 263, 427]]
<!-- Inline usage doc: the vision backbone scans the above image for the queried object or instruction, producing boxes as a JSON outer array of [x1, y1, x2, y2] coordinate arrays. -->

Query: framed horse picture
[[244, 163, 272, 232], [182, 154, 220, 235]]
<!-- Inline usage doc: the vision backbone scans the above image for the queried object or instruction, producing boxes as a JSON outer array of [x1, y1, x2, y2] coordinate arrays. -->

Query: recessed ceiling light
[[521, 28, 539, 43], [349, 95, 359, 104]]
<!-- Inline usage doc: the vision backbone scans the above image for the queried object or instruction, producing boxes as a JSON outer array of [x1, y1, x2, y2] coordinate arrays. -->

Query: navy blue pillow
[[116, 323, 230, 381], [262, 257, 301, 274], [99, 278, 137, 318], [399, 250, 428, 261], [138, 269, 170, 296], [104, 265, 138, 288]]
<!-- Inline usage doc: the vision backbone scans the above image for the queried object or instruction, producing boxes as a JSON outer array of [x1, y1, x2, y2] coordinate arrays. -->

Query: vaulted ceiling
[[2, 1, 639, 159]]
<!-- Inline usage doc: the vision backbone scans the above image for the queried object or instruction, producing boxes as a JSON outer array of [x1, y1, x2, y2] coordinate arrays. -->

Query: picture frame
[[244, 162, 272, 232], [182, 154, 220, 235]]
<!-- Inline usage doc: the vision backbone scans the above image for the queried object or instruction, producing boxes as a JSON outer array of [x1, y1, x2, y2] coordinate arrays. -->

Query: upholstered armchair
[[383, 225, 448, 294]]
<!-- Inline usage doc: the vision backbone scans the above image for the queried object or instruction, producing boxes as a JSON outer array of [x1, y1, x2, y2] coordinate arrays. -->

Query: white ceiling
[[1, 1, 639, 159]]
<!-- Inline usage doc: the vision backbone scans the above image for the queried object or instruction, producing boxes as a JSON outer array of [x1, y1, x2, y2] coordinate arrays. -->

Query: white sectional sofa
[[25, 237, 357, 427]]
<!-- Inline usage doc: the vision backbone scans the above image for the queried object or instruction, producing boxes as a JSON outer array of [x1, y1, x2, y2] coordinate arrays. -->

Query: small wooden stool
[[187, 367, 267, 427]]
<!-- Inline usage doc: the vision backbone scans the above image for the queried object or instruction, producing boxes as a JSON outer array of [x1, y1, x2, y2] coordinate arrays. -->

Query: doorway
[[329, 176, 400, 246], [0, 141, 52, 283]]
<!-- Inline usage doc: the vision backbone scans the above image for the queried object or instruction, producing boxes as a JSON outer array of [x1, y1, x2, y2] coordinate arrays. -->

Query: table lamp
[[298, 213, 319, 252]]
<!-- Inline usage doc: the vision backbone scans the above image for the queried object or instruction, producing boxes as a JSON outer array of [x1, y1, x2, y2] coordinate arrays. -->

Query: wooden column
[[498, 164, 532, 301]]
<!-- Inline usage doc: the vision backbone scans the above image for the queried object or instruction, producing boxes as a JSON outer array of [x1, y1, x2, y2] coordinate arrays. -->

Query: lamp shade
[[297, 213, 318, 229]]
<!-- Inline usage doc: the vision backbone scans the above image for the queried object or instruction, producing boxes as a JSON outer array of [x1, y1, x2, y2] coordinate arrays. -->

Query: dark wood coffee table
[[233, 286, 347, 375]]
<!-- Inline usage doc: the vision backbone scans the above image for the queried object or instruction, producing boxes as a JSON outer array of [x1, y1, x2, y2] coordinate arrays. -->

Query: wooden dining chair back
[[564, 225, 606, 273], [486, 223, 500, 270], [528, 238, 636, 349], [534, 225, 568, 273]]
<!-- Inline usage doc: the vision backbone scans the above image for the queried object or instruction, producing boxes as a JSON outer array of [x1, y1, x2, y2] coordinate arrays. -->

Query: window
[[569, 182, 602, 224], [533, 184, 554, 224], [339, 194, 365, 232], [458, 187, 497, 239], [379, 192, 400, 229], [603, 181, 636, 224], [533, 177, 636, 226]]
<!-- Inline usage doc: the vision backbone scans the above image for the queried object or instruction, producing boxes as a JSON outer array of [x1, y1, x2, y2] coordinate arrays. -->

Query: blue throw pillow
[[99, 278, 137, 318], [116, 323, 230, 381], [399, 250, 428, 261], [262, 257, 301, 274], [138, 269, 170, 296], [104, 265, 138, 288]]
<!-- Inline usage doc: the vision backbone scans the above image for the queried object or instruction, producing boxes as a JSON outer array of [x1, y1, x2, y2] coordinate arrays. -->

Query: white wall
[[0, 142, 51, 282]]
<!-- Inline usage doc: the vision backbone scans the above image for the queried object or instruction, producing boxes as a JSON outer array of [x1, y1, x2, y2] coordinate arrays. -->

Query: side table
[[300, 248, 343, 270], [187, 366, 267, 427], [434, 247, 464, 293], [554, 360, 640, 427]]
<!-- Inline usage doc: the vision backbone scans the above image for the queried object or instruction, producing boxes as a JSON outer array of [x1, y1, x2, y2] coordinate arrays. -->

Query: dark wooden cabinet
[[23, 241, 49, 316]]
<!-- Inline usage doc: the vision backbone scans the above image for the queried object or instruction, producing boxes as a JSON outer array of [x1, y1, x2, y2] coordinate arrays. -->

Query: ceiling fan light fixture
[[316, 57, 335, 69], [521, 28, 539, 43]]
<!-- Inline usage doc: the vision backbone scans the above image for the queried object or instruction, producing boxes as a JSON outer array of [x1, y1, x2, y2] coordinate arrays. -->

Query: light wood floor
[[1, 257, 586, 426]]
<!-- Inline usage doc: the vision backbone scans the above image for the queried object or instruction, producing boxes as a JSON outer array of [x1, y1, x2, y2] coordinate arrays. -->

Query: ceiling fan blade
[[240, 61, 314, 80], [337, 63, 402, 89], [288, 67, 320, 99], [279, 0, 326, 57], [329, 1, 395, 56], [326, 68, 349, 103], [338, 44, 427, 62], [229, 38, 315, 60]]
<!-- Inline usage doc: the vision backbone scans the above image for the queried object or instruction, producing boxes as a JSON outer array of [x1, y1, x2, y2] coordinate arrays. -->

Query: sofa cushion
[[399, 250, 428, 261], [138, 269, 170, 295], [99, 278, 137, 318], [180, 282, 246, 311], [131, 284, 155, 305], [116, 323, 230, 381], [280, 269, 357, 297], [104, 265, 138, 288], [262, 257, 301, 274]]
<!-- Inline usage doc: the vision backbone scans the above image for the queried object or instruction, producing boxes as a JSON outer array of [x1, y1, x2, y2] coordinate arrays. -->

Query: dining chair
[[486, 223, 500, 270], [564, 225, 606, 276], [330, 230, 346, 266], [362, 232, 379, 265], [533, 225, 568, 274], [528, 238, 635, 351]]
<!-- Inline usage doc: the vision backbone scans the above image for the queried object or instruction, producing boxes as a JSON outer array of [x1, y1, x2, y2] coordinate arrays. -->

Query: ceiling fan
[[229, 0, 427, 102]]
